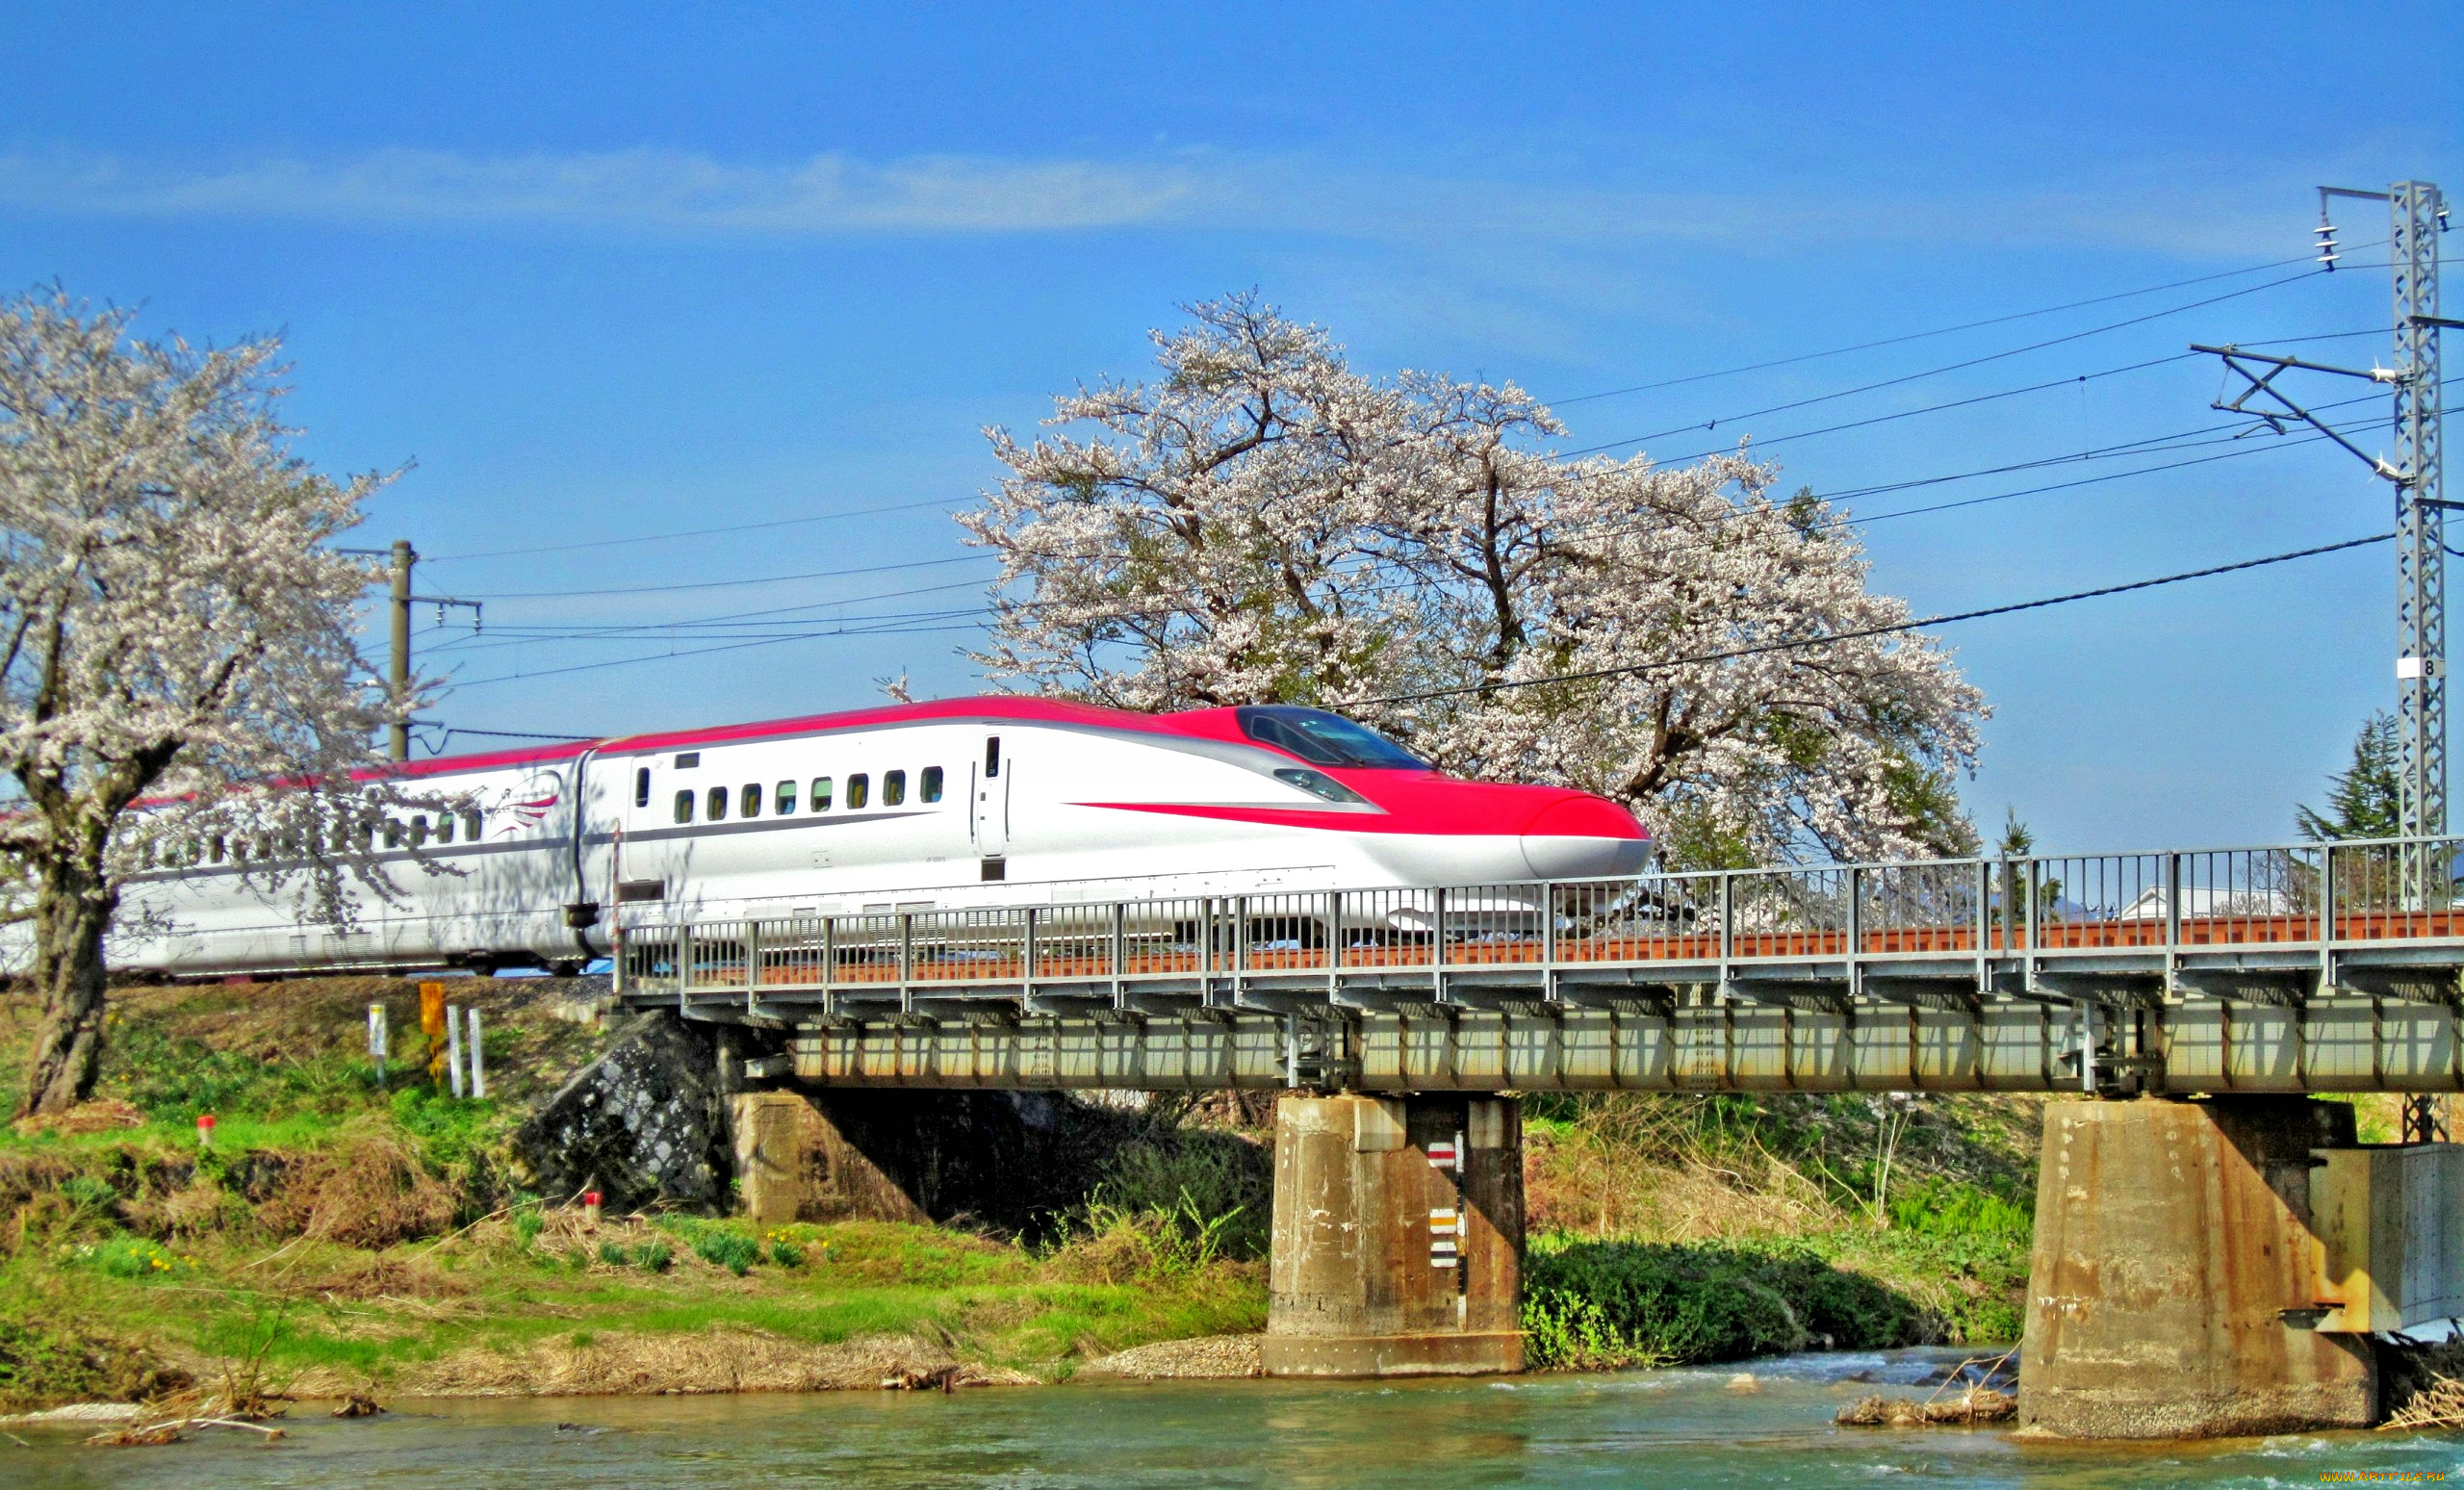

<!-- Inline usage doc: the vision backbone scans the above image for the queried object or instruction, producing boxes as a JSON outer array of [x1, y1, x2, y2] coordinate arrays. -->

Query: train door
[[612, 757, 675, 918], [973, 734, 1010, 872]]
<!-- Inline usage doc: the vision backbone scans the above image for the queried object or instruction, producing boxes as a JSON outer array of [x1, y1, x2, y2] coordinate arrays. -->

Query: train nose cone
[[1519, 796, 1653, 879]]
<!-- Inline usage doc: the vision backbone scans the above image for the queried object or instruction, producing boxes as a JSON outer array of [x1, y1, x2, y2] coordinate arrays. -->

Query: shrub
[[1090, 1136, 1270, 1260], [67, 1235, 194, 1280], [634, 1241, 674, 1272], [691, 1230, 759, 1276], [1520, 1238, 1929, 1369], [596, 1240, 630, 1268]]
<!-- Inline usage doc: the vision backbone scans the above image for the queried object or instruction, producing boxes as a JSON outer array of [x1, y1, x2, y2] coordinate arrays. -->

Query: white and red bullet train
[[68, 697, 1651, 977]]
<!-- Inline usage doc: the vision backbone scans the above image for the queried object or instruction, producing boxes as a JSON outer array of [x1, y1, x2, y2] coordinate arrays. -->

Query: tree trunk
[[16, 857, 115, 1118]]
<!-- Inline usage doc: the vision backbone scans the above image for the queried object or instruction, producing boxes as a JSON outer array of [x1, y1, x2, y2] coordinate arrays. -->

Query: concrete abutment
[[1261, 1092, 1525, 1377], [2018, 1095, 2377, 1439]]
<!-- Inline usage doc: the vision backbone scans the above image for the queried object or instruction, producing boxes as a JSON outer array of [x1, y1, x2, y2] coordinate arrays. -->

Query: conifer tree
[[2297, 711, 2403, 841]]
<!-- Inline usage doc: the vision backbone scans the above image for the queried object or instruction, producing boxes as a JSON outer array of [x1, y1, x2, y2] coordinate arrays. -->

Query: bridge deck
[[616, 838, 2464, 1093]]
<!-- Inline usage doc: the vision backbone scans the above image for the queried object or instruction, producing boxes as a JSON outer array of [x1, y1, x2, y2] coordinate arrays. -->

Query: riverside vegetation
[[0, 976, 2078, 1409]]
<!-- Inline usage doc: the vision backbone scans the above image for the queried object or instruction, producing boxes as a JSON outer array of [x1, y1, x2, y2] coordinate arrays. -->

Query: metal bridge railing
[[615, 835, 2464, 1005]]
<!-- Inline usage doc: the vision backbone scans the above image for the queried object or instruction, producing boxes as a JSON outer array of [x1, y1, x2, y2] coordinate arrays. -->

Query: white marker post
[[367, 1003, 389, 1089], [465, 1007, 486, 1099], [446, 1004, 466, 1097]]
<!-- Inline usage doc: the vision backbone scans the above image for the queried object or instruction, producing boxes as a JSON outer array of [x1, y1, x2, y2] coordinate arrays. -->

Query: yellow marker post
[[420, 981, 447, 1086]]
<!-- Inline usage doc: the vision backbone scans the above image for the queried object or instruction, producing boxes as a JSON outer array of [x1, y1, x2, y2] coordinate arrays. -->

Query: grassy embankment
[[0, 979, 1265, 1408], [9, 976, 2345, 1405]]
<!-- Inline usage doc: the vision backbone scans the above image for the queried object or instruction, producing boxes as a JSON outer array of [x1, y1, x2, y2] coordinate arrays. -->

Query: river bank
[[0, 976, 2050, 1410]]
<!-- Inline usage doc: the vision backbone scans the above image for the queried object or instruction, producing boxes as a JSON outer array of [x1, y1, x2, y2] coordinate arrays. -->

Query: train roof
[[377, 696, 1236, 779]]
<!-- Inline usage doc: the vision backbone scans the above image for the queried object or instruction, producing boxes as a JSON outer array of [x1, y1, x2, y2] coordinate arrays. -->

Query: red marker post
[[196, 1113, 217, 1149], [582, 1191, 602, 1229]]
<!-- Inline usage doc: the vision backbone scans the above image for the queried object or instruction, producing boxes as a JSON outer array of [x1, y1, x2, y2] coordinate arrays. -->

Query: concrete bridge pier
[[2018, 1096, 2376, 1439], [1261, 1092, 1525, 1377]]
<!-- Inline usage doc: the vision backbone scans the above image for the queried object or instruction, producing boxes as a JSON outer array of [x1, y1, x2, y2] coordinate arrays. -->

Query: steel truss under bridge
[[618, 835, 2464, 1096]]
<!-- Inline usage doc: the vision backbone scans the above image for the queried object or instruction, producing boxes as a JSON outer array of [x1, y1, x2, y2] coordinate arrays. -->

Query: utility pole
[[342, 540, 481, 762], [389, 539, 415, 762], [2388, 180, 2450, 856], [2194, 179, 2452, 844], [2198, 179, 2453, 1143]]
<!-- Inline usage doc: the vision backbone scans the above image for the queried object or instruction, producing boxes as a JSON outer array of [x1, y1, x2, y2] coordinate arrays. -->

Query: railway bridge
[[619, 835, 2464, 1438]]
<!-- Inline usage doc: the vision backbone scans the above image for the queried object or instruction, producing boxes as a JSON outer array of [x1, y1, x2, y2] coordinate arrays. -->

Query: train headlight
[[1273, 768, 1367, 805]]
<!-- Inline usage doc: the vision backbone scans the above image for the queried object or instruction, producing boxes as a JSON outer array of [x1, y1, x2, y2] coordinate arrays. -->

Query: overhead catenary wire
[[1543, 247, 2374, 407], [1338, 533, 2398, 708], [1557, 270, 2325, 459]]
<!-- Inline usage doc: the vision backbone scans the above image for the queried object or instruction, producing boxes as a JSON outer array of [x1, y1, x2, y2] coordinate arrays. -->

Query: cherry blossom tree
[[963, 294, 1985, 865], [0, 289, 408, 1115]]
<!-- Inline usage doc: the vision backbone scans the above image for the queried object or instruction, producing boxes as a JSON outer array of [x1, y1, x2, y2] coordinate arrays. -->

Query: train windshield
[[1236, 706, 1426, 769]]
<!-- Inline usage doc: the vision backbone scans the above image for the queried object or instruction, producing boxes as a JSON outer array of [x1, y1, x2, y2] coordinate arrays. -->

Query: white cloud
[[0, 142, 2311, 259], [0, 145, 1216, 235]]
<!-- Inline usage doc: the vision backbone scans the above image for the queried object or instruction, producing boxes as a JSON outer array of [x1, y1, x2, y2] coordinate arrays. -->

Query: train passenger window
[[386, 820, 404, 848], [634, 767, 651, 808], [675, 752, 700, 769], [463, 809, 482, 840], [810, 777, 832, 811], [674, 789, 695, 825], [741, 784, 761, 818], [921, 766, 943, 803], [985, 736, 1000, 778], [846, 774, 869, 809], [411, 815, 429, 847], [437, 812, 455, 845], [775, 780, 797, 814], [884, 770, 906, 807], [359, 822, 375, 853], [706, 785, 728, 821]]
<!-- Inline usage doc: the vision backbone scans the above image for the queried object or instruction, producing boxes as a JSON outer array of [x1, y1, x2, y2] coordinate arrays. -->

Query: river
[[5, 1348, 2458, 1487]]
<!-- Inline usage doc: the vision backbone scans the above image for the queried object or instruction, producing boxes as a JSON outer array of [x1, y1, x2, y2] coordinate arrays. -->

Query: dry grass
[[11, 1097, 145, 1136], [252, 1128, 454, 1248]]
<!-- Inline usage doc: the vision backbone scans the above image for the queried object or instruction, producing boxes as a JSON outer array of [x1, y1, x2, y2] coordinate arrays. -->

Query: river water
[[6, 1348, 2459, 1488]]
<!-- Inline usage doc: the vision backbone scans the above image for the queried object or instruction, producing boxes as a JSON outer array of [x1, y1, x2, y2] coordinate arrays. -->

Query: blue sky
[[4, 2, 2457, 851]]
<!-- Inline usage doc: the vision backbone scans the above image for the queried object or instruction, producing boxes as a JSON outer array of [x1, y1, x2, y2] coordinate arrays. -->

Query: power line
[[1564, 270, 2324, 460], [423, 494, 961, 564], [442, 622, 989, 690], [1341, 533, 2397, 707], [426, 726, 596, 741], [1544, 249, 2360, 407], [461, 552, 994, 601]]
